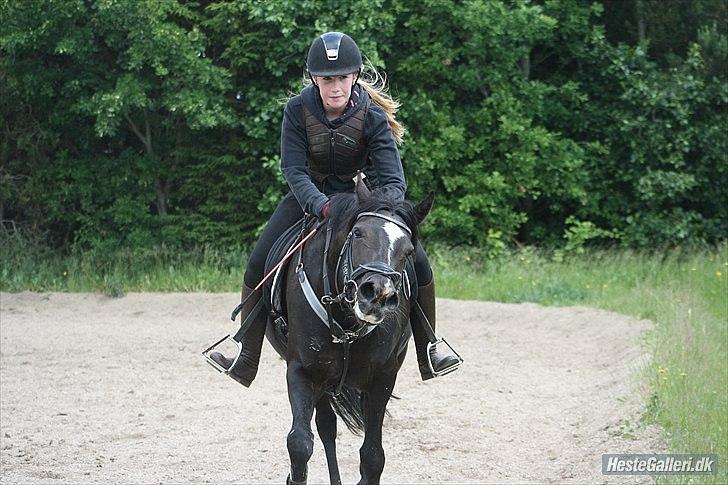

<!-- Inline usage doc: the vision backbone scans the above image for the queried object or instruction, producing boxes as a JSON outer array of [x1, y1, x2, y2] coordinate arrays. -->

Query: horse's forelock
[[328, 190, 419, 245]]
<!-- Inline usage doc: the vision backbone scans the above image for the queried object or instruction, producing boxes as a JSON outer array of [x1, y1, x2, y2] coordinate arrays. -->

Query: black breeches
[[413, 243, 433, 287], [243, 191, 434, 288]]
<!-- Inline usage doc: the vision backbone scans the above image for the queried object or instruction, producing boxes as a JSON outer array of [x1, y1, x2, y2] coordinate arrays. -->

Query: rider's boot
[[209, 284, 267, 387], [411, 279, 462, 381]]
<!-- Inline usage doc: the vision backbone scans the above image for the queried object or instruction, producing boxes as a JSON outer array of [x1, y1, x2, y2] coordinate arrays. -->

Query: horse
[[264, 182, 434, 485]]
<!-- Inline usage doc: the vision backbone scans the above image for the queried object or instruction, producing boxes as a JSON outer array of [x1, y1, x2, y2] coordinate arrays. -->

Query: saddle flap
[[263, 217, 308, 316]]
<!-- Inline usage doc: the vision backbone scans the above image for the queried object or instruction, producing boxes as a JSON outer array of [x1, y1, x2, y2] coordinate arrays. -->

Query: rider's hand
[[320, 200, 331, 219]]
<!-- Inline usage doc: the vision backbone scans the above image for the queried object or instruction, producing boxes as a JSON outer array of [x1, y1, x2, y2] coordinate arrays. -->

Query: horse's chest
[[294, 333, 400, 386]]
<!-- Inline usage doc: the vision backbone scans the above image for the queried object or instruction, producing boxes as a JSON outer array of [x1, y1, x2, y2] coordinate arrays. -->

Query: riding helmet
[[306, 32, 362, 77]]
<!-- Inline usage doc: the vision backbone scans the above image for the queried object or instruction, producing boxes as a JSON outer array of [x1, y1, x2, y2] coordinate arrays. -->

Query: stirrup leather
[[426, 338, 463, 377], [202, 335, 242, 375]]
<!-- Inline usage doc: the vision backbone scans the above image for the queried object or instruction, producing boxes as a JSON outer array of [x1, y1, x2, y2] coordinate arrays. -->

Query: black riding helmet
[[306, 32, 363, 77]]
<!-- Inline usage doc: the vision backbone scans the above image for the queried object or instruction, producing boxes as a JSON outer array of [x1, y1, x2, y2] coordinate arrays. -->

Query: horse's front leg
[[286, 363, 318, 485], [315, 394, 342, 485], [357, 374, 396, 485]]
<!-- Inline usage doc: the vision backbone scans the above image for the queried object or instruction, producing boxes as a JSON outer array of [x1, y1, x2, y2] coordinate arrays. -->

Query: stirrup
[[426, 338, 463, 377], [202, 335, 242, 375]]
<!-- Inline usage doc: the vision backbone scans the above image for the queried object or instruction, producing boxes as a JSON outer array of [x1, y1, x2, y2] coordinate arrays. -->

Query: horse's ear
[[414, 192, 435, 225], [355, 172, 371, 200]]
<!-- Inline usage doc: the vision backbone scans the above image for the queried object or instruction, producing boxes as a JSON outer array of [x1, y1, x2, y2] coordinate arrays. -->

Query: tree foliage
[[2, 0, 726, 252]]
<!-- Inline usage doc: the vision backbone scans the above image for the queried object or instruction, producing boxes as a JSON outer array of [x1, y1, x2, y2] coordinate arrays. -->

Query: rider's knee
[[243, 259, 264, 288], [413, 244, 433, 286]]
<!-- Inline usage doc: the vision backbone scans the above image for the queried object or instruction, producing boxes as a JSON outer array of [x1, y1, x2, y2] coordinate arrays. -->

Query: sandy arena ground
[[0, 292, 665, 484]]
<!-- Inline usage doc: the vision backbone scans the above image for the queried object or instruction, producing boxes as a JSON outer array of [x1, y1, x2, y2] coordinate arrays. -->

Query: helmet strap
[[347, 70, 361, 105]]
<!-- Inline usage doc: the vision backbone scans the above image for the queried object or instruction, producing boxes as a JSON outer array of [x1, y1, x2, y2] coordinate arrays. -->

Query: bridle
[[295, 211, 413, 329], [330, 211, 411, 308]]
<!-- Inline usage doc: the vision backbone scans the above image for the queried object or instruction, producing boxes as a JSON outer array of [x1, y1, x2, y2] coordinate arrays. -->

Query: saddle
[[263, 217, 310, 320]]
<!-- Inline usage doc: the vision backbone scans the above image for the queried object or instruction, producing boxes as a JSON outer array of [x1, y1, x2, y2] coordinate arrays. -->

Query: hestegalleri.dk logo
[[602, 454, 718, 475]]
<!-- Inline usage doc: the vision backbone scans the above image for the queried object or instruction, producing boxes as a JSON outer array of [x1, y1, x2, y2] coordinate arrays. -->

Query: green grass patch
[[0, 236, 248, 295], [2, 236, 726, 481], [430, 243, 727, 483]]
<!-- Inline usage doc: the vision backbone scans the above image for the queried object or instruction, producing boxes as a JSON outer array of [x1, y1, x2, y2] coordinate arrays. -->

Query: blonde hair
[[300, 61, 406, 145], [358, 63, 405, 144]]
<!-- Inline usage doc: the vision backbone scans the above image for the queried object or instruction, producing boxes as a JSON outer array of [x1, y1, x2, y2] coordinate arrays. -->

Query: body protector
[[303, 97, 371, 183]]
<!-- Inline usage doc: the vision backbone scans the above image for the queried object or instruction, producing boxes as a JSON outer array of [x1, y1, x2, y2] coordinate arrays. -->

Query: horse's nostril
[[384, 294, 399, 309], [359, 281, 376, 301]]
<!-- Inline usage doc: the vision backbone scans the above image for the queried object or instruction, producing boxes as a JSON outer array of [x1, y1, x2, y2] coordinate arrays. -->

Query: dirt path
[[0, 292, 664, 484]]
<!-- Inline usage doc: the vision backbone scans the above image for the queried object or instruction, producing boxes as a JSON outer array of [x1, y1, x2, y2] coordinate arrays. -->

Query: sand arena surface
[[0, 292, 664, 484]]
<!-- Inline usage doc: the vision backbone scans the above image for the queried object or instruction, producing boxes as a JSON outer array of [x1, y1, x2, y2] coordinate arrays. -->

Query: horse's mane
[[327, 189, 419, 246]]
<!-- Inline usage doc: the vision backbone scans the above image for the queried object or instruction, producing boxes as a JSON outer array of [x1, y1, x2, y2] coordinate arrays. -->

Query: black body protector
[[303, 98, 371, 183]]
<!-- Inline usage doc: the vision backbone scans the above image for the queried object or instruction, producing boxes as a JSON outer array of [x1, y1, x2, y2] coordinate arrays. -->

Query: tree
[[1, 0, 236, 247]]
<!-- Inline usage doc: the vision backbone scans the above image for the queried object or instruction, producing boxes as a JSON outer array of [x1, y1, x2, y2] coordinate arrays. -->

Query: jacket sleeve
[[280, 100, 329, 216], [365, 104, 407, 200]]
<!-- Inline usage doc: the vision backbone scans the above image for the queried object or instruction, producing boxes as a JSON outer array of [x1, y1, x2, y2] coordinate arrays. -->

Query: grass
[[0, 237, 249, 295], [430, 243, 727, 483], [2, 236, 727, 481]]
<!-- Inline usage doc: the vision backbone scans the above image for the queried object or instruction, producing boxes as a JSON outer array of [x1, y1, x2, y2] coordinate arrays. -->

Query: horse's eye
[[352, 228, 363, 238]]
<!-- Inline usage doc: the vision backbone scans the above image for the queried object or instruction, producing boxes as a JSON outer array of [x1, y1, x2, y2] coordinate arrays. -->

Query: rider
[[209, 32, 460, 386]]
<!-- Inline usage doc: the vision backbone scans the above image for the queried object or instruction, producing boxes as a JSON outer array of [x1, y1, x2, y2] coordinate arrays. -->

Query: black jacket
[[280, 83, 407, 216]]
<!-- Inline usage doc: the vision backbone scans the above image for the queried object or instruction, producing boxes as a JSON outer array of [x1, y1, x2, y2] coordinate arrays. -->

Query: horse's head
[[331, 182, 434, 325]]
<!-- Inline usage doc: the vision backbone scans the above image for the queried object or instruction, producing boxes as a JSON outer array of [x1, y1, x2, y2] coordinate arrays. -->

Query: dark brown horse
[[265, 183, 433, 485]]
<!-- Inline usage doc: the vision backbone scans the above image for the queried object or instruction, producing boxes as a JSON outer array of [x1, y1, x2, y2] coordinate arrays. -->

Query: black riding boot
[[411, 280, 462, 381], [209, 284, 267, 387]]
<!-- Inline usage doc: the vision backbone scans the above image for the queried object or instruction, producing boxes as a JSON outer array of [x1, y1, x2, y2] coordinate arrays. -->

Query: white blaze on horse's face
[[382, 221, 408, 266]]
